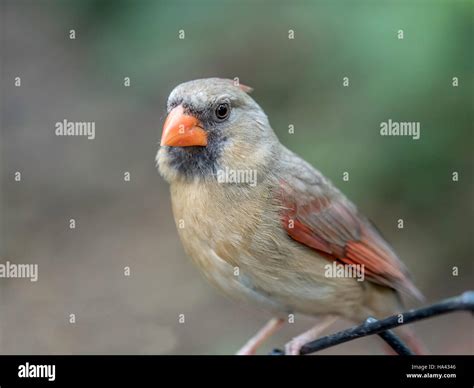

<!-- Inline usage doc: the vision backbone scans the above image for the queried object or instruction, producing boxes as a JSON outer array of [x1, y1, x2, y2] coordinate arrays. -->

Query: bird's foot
[[235, 317, 285, 355], [284, 337, 307, 355], [284, 315, 338, 355]]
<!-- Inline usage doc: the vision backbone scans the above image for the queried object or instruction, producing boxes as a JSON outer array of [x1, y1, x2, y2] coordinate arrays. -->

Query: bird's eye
[[215, 103, 230, 120]]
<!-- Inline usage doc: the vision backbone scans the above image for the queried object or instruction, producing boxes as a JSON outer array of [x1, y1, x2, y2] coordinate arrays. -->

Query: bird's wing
[[277, 150, 422, 300]]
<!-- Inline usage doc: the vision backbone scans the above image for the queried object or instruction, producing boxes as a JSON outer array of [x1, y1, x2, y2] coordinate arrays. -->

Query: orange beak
[[161, 105, 208, 147]]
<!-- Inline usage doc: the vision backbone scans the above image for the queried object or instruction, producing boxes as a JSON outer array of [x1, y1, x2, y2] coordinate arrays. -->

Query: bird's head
[[157, 78, 278, 183]]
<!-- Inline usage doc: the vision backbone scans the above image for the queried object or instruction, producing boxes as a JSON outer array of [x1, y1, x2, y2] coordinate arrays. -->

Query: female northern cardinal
[[157, 78, 425, 355]]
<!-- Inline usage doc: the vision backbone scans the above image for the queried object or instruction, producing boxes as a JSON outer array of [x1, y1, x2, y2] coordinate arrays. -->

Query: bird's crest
[[225, 78, 253, 94]]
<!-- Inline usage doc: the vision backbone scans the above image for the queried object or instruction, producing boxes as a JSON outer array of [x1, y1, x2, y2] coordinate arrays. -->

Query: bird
[[156, 78, 425, 355]]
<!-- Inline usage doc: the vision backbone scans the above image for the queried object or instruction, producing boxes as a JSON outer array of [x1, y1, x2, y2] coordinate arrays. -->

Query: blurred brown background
[[0, 0, 472, 354]]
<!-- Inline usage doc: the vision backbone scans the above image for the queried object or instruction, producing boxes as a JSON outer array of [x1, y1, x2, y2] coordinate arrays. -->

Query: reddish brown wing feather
[[279, 181, 422, 300]]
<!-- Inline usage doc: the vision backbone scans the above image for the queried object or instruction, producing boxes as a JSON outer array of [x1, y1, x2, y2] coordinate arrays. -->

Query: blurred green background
[[1, 0, 472, 354]]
